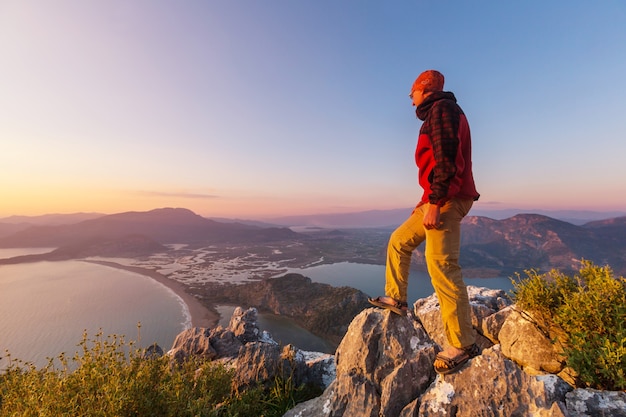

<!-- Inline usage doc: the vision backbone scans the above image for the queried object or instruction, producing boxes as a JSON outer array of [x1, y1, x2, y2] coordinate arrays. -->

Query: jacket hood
[[415, 91, 457, 121]]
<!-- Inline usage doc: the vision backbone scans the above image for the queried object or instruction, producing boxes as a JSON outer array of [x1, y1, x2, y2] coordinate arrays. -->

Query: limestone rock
[[299, 350, 336, 389], [499, 309, 565, 374], [288, 308, 438, 417], [169, 306, 336, 397], [282, 288, 623, 417], [207, 326, 243, 359], [232, 341, 282, 390], [418, 345, 572, 416], [232, 343, 313, 391], [229, 306, 261, 343], [565, 389, 626, 417], [481, 305, 514, 344], [168, 327, 217, 363], [413, 285, 512, 349]]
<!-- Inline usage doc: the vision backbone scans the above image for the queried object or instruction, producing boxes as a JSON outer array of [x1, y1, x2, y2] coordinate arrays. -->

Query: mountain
[[0, 212, 105, 225], [0, 235, 166, 265], [458, 214, 626, 276], [0, 207, 300, 248], [263, 207, 626, 228], [2, 208, 624, 276]]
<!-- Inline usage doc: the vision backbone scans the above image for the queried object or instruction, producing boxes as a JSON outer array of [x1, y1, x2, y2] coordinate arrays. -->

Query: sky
[[1, 1, 626, 220]]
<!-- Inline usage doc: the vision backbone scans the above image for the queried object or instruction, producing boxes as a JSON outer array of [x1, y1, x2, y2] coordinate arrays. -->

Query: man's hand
[[423, 203, 442, 229]]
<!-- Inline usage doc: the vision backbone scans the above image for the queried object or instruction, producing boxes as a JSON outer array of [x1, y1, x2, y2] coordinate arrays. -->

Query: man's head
[[410, 70, 444, 106]]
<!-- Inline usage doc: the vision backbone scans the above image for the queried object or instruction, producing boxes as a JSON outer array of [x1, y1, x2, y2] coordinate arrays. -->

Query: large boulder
[[168, 327, 219, 363], [565, 389, 626, 417], [413, 286, 513, 350], [498, 309, 566, 374], [285, 308, 438, 417], [229, 306, 262, 343], [417, 345, 572, 416], [168, 307, 336, 393], [283, 288, 625, 417]]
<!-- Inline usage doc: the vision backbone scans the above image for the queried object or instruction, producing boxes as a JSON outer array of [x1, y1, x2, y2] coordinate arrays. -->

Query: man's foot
[[433, 343, 479, 375], [368, 296, 408, 316]]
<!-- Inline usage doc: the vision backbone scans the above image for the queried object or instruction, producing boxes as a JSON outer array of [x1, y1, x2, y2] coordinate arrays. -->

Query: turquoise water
[[216, 305, 334, 353], [0, 254, 188, 369], [241, 262, 515, 353], [286, 262, 514, 304], [0, 249, 514, 366]]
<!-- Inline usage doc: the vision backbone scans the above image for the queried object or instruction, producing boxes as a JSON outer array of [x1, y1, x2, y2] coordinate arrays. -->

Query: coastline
[[84, 260, 219, 329]]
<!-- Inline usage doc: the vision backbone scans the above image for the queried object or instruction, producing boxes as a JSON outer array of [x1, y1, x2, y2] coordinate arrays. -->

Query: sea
[[0, 249, 189, 369], [1, 249, 514, 367]]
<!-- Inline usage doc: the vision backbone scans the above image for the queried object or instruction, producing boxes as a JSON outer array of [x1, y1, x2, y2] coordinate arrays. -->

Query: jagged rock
[[288, 308, 438, 417], [299, 351, 336, 389], [168, 307, 268, 364], [168, 306, 336, 397], [168, 327, 217, 363], [417, 345, 572, 416], [232, 343, 310, 391], [413, 285, 512, 350], [207, 326, 243, 358], [229, 306, 261, 343], [232, 341, 282, 390], [499, 309, 565, 374], [482, 305, 514, 344], [565, 389, 626, 417], [283, 288, 624, 417]]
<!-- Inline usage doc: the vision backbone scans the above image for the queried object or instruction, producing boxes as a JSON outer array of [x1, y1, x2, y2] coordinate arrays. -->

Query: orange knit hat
[[411, 70, 445, 92]]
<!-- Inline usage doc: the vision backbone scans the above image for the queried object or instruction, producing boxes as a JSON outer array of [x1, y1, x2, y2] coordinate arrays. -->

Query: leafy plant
[[0, 330, 319, 417], [511, 261, 626, 390]]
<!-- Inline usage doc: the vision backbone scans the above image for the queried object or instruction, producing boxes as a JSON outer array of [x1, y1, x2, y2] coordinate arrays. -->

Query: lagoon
[[1, 249, 514, 366], [0, 257, 188, 369], [286, 262, 514, 304]]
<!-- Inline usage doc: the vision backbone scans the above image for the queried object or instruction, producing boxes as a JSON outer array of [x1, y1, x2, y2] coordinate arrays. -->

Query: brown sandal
[[434, 343, 480, 375], [368, 296, 408, 316]]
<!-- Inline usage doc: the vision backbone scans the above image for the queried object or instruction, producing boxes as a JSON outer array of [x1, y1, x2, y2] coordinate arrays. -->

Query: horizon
[[2, 2, 625, 218], [1, 205, 625, 226]]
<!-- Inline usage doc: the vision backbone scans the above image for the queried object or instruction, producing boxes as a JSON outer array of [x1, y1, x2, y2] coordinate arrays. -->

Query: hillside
[[458, 214, 626, 275], [1, 208, 624, 276], [192, 273, 371, 348], [0, 207, 299, 248]]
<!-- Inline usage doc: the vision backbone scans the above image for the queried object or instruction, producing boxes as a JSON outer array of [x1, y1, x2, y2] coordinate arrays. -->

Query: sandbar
[[84, 260, 219, 329]]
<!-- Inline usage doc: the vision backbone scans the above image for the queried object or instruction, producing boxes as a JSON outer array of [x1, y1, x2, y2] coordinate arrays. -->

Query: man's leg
[[384, 207, 426, 303], [425, 199, 475, 348]]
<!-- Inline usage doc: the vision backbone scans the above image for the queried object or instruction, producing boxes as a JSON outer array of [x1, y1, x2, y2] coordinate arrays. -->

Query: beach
[[85, 260, 219, 329]]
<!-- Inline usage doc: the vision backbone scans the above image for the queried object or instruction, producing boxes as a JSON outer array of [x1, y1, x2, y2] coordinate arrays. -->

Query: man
[[368, 70, 480, 375]]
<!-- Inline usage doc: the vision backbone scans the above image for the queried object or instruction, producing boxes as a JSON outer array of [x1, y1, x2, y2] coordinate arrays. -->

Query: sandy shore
[[84, 260, 219, 329]]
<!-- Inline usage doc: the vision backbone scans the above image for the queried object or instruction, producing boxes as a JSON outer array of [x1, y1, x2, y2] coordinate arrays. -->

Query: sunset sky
[[1, 1, 625, 220]]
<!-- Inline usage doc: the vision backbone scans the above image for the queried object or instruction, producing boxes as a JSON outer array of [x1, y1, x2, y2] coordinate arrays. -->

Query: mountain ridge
[[0, 207, 298, 248], [1, 208, 624, 276]]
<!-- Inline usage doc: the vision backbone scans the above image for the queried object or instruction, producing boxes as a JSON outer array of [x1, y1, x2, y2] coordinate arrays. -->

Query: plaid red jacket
[[414, 91, 480, 206]]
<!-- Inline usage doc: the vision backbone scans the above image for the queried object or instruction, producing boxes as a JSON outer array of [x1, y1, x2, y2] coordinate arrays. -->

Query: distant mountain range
[[0, 208, 297, 248], [260, 207, 626, 228], [0, 207, 624, 275], [457, 214, 626, 276]]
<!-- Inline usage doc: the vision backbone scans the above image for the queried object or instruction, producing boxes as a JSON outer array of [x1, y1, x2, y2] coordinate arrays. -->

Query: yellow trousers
[[385, 198, 475, 348]]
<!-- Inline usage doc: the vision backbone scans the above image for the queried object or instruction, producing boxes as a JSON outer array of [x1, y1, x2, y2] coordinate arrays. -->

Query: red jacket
[[414, 91, 480, 206]]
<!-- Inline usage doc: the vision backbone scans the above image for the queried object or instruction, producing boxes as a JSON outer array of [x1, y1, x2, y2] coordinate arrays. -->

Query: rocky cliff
[[283, 287, 626, 417], [169, 287, 625, 416], [193, 273, 371, 347]]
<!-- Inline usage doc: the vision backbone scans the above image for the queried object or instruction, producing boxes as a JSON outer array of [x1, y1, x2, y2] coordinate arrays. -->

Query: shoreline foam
[[83, 260, 219, 329]]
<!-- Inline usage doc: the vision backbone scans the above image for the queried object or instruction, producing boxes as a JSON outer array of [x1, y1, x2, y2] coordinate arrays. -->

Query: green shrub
[[511, 261, 626, 391], [0, 330, 319, 417]]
